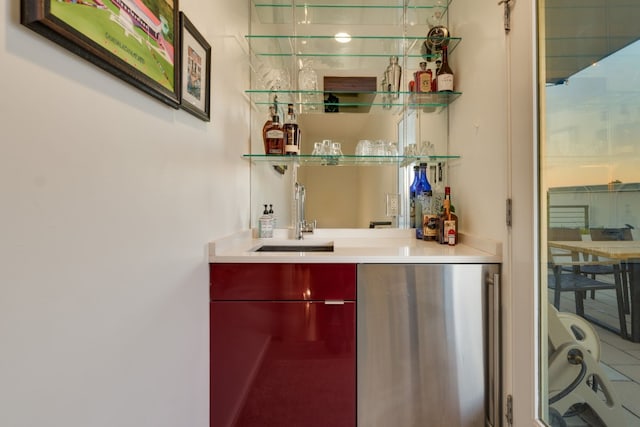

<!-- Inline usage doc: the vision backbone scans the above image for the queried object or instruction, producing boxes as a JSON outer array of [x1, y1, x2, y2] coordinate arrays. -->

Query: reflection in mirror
[[297, 114, 399, 229], [249, 104, 449, 230], [540, 1, 640, 425]]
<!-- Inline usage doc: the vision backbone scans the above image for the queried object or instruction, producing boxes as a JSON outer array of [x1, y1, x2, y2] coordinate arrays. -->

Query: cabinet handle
[[486, 272, 500, 427], [324, 300, 345, 305]]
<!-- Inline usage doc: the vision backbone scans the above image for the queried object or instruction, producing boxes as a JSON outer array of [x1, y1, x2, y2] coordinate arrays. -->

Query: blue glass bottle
[[415, 163, 432, 239], [409, 165, 420, 229]]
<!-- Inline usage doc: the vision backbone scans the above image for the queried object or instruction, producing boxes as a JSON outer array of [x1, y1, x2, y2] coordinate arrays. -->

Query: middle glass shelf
[[243, 154, 461, 167], [246, 90, 461, 112]]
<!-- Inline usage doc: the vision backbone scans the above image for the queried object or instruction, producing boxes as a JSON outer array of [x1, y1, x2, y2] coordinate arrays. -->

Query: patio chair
[[587, 227, 634, 313], [547, 229, 628, 338]]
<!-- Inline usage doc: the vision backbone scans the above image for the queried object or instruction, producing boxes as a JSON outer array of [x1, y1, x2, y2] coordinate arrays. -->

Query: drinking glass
[[386, 142, 399, 156], [330, 142, 343, 156], [356, 140, 372, 156], [312, 142, 324, 156]]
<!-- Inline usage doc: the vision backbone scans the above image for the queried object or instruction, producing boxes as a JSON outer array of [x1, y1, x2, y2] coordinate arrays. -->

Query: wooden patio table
[[549, 240, 640, 341]]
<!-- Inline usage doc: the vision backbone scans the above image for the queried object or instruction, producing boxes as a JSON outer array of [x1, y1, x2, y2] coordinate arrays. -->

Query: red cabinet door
[[210, 262, 356, 427], [211, 301, 355, 427]]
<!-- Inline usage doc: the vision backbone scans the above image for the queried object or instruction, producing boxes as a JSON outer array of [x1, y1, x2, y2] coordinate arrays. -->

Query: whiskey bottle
[[283, 103, 300, 155], [436, 45, 454, 92], [263, 109, 284, 155], [262, 105, 276, 154]]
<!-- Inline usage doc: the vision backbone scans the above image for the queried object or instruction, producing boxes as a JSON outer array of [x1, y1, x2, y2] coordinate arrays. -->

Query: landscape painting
[[21, 0, 180, 107]]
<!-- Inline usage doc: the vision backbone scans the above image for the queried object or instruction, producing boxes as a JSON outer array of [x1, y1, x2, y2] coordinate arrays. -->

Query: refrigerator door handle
[[486, 272, 501, 427]]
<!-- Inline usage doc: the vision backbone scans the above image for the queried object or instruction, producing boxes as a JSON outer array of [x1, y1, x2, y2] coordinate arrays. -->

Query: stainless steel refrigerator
[[357, 264, 500, 427]]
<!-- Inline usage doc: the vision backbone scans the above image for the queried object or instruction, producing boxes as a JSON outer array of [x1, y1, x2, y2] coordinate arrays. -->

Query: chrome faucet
[[294, 182, 316, 240]]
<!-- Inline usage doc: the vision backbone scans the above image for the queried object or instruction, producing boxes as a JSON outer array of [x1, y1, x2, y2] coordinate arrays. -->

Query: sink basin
[[254, 243, 334, 252]]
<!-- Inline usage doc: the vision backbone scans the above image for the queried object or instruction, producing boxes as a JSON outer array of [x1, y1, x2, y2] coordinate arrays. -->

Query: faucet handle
[[301, 219, 317, 233]]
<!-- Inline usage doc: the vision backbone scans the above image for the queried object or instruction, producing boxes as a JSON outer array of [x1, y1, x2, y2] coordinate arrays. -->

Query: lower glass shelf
[[243, 154, 460, 167]]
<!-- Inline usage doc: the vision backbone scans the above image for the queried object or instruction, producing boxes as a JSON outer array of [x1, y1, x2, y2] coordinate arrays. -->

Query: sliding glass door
[[539, 1, 640, 425]]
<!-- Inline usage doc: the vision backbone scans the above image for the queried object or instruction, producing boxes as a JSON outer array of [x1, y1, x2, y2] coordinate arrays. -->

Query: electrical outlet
[[386, 193, 400, 217]]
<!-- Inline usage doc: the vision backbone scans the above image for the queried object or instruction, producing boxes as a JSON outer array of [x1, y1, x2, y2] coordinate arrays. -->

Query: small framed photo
[[179, 12, 211, 121]]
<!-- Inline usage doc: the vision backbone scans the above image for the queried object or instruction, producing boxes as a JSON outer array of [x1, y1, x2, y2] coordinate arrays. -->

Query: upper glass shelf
[[246, 35, 461, 60], [243, 153, 461, 167], [252, 0, 452, 26]]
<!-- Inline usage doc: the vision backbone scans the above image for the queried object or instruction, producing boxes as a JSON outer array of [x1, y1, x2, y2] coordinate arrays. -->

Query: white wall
[[450, 1, 538, 425], [0, 1, 249, 426], [448, 1, 509, 241]]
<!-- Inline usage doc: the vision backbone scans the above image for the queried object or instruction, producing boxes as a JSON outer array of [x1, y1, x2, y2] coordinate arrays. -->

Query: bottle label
[[266, 129, 284, 154], [284, 127, 300, 154], [258, 217, 274, 238], [417, 71, 432, 93], [444, 220, 456, 245], [423, 214, 439, 240], [437, 73, 454, 91], [266, 129, 283, 139]]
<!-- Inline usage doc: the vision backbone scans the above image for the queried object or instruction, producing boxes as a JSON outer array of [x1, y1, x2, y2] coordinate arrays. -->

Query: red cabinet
[[210, 263, 356, 427]]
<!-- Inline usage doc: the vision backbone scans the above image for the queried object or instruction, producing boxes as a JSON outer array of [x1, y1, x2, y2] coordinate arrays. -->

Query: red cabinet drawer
[[210, 263, 356, 301]]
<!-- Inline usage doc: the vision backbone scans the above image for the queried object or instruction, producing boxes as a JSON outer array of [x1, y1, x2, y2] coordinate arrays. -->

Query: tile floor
[[550, 285, 640, 426]]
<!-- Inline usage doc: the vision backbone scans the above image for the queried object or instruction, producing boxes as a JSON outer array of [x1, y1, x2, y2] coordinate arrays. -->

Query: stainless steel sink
[[254, 243, 334, 252]]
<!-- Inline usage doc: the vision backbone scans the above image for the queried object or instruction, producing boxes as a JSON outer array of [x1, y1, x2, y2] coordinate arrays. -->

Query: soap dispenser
[[258, 204, 274, 238]]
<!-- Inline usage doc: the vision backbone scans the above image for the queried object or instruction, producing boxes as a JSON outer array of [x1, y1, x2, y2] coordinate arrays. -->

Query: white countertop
[[209, 229, 502, 264]]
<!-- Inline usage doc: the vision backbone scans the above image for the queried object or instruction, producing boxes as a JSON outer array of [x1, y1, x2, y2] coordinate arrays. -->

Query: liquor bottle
[[415, 62, 433, 93], [262, 105, 276, 154], [431, 59, 441, 92], [263, 108, 284, 155], [436, 45, 454, 92], [283, 103, 301, 155], [409, 165, 420, 228], [438, 186, 458, 244], [415, 163, 432, 240], [298, 59, 319, 112], [428, 162, 443, 216], [422, 173, 439, 242]]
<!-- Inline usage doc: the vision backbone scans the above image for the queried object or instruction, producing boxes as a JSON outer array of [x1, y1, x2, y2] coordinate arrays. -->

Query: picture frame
[[21, 0, 180, 108], [179, 12, 211, 121]]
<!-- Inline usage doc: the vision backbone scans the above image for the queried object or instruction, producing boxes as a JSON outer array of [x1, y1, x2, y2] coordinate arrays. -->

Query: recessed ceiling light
[[334, 32, 352, 43]]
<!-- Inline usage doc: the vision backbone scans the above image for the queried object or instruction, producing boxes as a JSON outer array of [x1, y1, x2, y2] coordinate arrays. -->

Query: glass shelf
[[246, 90, 461, 112], [252, 0, 451, 26], [243, 154, 460, 167], [246, 35, 461, 60]]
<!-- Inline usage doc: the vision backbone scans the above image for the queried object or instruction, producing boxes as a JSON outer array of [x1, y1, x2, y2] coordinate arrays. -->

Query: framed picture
[[21, 0, 180, 108], [179, 13, 211, 121]]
